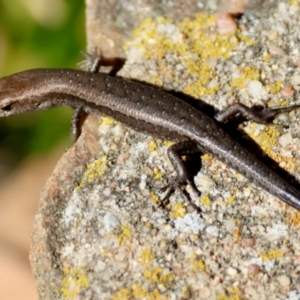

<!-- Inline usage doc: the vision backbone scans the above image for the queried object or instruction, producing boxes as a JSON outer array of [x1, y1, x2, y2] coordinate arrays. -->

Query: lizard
[[0, 59, 300, 210]]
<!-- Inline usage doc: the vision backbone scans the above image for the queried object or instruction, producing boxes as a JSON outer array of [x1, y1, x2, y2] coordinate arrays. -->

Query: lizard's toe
[[160, 177, 200, 202]]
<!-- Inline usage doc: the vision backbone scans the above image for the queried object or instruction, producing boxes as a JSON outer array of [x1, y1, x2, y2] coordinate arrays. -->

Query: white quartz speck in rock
[[227, 267, 238, 277], [247, 80, 263, 97], [103, 212, 121, 232], [61, 243, 75, 257], [173, 212, 205, 234], [266, 223, 288, 241], [286, 291, 300, 300], [277, 274, 291, 287], [194, 173, 214, 193], [139, 178, 147, 190], [290, 74, 300, 86], [112, 124, 124, 137], [98, 123, 111, 135], [102, 187, 111, 197], [205, 225, 219, 237], [95, 260, 106, 272], [278, 132, 293, 147], [224, 219, 236, 233]]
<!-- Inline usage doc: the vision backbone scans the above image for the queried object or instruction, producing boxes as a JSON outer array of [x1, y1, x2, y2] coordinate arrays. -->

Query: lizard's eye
[[1, 104, 12, 111]]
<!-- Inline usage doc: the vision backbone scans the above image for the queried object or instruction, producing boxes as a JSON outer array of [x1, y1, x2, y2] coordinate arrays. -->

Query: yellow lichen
[[163, 140, 174, 147], [148, 140, 158, 151], [118, 225, 132, 246], [150, 191, 160, 203], [245, 124, 279, 159], [286, 211, 300, 226], [263, 52, 271, 61], [131, 284, 148, 298], [113, 285, 170, 300], [61, 268, 89, 299], [268, 81, 282, 94], [111, 288, 131, 300], [237, 34, 255, 45], [190, 253, 206, 272], [200, 195, 211, 206], [230, 77, 246, 89], [202, 153, 213, 161], [145, 221, 152, 227], [275, 98, 290, 106], [170, 202, 186, 218], [217, 286, 241, 300], [260, 249, 283, 261], [230, 66, 260, 90], [126, 13, 254, 99], [242, 66, 260, 80], [80, 155, 108, 186], [134, 286, 170, 300], [245, 119, 298, 173], [144, 267, 174, 289], [100, 116, 116, 125], [146, 289, 170, 300], [139, 248, 156, 267], [225, 195, 236, 205], [153, 167, 163, 180]]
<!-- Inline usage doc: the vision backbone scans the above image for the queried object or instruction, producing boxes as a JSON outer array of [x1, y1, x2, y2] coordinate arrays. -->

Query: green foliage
[[0, 0, 85, 164]]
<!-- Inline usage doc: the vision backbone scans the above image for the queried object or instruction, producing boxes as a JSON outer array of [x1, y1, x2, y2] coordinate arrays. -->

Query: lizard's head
[[0, 70, 44, 117], [0, 69, 79, 117]]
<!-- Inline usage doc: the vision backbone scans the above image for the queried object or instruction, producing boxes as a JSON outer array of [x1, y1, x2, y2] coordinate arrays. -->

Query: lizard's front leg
[[71, 53, 103, 140]]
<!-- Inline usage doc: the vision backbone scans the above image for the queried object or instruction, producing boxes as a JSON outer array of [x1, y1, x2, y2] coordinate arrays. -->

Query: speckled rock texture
[[31, 1, 300, 299]]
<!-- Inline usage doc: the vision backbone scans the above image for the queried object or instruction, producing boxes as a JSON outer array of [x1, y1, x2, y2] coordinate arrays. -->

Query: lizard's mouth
[[1, 104, 12, 112]]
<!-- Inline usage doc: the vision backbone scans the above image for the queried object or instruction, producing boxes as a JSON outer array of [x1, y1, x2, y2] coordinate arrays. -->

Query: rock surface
[[31, 1, 300, 299]]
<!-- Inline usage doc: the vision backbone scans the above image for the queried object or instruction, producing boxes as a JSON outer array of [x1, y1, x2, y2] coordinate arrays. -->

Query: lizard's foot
[[159, 177, 201, 212]]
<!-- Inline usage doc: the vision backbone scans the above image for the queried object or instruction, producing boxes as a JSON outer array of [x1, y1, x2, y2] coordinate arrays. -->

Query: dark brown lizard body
[[0, 68, 300, 210]]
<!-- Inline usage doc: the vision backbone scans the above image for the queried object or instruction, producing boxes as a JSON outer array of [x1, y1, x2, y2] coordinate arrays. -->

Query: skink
[[0, 67, 300, 210]]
